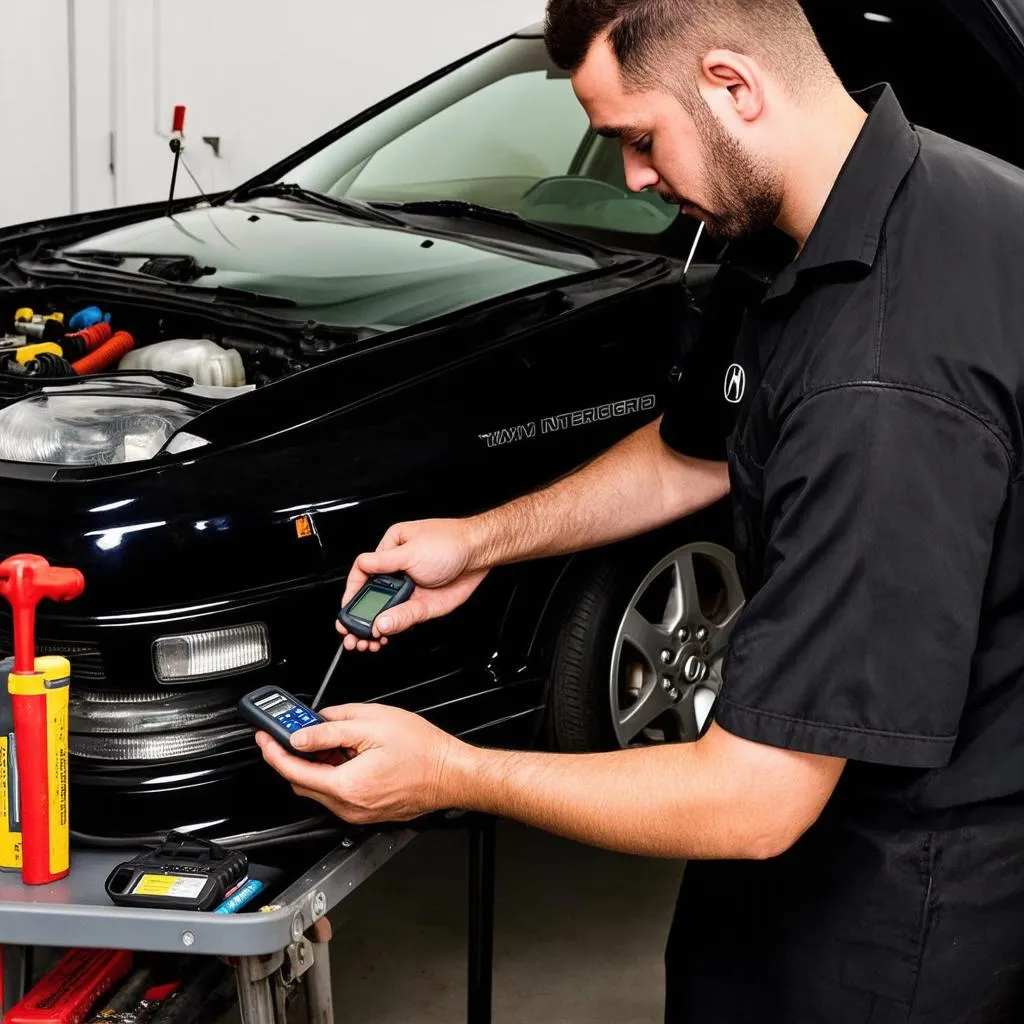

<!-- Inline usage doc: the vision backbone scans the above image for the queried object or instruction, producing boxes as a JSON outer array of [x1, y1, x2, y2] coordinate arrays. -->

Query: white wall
[[0, 0, 545, 227], [0, 0, 73, 225]]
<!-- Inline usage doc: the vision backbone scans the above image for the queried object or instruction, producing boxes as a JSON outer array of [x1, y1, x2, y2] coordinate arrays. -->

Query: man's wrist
[[440, 739, 505, 814], [463, 511, 500, 572]]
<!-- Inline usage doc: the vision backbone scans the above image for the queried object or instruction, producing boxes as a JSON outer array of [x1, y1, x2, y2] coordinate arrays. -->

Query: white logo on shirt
[[724, 364, 746, 404]]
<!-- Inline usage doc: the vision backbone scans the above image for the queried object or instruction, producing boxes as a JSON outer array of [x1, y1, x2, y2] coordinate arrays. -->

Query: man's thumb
[[357, 548, 409, 577], [374, 598, 429, 637], [291, 719, 359, 752]]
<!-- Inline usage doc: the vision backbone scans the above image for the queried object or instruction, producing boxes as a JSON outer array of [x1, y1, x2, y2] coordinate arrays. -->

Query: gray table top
[[0, 830, 417, 957]]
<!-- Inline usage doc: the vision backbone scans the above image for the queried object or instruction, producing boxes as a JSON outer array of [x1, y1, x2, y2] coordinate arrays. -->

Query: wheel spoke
[[672, 552, 705, 629], [669, 684, 720, 743], [668, 685, 700, 743], [621, 607, 670, 670], [618, 681, 674, 743], [707, 593, 746, 657]]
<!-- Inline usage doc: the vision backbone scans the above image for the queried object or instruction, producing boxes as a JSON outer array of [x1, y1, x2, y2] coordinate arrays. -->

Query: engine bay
[[0, 290, 354, 468], [0, 290, 346, 394]]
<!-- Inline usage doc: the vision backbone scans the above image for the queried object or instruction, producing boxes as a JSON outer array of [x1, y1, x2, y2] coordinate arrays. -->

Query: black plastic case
[[104, 832, 248, 912]]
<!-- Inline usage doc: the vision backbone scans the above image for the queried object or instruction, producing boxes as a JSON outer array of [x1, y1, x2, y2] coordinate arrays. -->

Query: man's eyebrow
[[594, 124, 641, 140]]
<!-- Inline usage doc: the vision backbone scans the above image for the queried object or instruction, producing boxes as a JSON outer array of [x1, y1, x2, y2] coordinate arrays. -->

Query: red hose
[[65, 321, 113, 352], [72, 330, 134, 375]]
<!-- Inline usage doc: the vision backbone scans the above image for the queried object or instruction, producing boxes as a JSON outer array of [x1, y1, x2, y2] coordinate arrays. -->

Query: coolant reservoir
[[118, 339, 246, 387]]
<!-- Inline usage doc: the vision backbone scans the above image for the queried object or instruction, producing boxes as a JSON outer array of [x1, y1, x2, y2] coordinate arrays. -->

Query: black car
[[0, 0, 1020, 846]]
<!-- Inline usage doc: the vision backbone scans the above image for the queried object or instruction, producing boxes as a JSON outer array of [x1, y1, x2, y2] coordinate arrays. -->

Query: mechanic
[[256, 1, 1024, 1020]]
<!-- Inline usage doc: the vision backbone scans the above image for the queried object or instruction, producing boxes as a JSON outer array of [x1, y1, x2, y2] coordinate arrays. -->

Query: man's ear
[[699, 49, 765, 123]]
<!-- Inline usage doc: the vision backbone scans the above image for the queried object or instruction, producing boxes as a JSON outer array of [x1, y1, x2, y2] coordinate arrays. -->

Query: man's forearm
[[466, 418, 729, 570], [444, 724, 843, 861]]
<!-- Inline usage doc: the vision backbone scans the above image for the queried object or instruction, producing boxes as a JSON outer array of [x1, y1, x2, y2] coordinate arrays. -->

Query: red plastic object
[[142, 982, 180, 1003], [72, 330, 134, 376], [171, 104, 186, 134], [0, 556, 84, 674], [65, 321, 113, 352], [3, 948, 132, 1024], [0, 555, 84, 885]]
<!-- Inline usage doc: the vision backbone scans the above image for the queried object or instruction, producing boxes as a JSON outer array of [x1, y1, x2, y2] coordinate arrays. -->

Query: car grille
[[0, 626, 251, 763], [0, 630, 106, 684]]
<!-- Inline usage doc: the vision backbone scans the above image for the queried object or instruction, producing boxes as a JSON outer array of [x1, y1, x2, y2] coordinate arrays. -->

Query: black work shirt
[[661, 85, 1024, 1022]]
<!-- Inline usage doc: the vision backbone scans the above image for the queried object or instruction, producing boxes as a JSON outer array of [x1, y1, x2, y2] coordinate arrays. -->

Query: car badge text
[[479, 394, 657, 449]]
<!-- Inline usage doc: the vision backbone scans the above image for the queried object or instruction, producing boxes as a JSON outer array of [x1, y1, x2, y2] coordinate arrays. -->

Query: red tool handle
[[0, 555, 85, 673]]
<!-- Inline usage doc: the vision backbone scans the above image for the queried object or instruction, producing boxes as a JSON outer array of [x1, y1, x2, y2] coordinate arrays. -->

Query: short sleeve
[[716, 384, 1011, 768], [658, 314, 736, 460], [659, 267, 760, 460]]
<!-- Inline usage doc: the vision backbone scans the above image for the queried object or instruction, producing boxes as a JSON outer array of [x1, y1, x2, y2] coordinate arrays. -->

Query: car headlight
[[0, 394, 198, 466]]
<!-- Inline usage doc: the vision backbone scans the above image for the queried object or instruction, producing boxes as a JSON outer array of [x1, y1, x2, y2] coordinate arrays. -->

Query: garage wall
[[0, 0, 545, 227], [0, 0, 74, 226]]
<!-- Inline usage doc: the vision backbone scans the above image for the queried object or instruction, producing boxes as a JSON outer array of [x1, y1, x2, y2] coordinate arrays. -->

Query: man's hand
[[255, 704, 468, 824], [337, 520, 489, 653], [256, 704, 844, 860]]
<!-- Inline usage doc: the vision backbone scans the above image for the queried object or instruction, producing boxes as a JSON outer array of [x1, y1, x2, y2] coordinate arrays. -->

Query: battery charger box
[[105, 832, 247, 913]]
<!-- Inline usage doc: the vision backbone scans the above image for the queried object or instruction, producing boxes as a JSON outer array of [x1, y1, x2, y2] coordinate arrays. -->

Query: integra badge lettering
[[479, 394, 657, 449]]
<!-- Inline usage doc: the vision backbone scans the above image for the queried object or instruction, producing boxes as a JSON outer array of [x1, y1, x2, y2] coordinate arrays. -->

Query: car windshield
[[284, 36, 694, 255]]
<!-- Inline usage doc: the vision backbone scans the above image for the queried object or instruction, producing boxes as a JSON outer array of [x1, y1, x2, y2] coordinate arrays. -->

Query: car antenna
[[165, 105, 214, 217]]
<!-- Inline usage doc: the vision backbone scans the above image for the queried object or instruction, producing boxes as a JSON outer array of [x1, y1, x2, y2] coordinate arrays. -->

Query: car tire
[[547, 527, 745, 753]]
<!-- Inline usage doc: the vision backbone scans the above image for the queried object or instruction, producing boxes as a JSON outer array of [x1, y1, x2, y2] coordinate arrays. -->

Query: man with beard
[[256, 1, 1024, 1020]]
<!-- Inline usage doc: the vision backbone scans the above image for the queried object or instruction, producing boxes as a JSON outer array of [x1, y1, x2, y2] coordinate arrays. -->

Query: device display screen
[[254, 692, 295, 720], [349, 586, 393, 622]]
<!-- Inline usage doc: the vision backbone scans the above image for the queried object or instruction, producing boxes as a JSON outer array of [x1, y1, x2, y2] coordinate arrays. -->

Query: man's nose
[[623, 153, 659, 193]]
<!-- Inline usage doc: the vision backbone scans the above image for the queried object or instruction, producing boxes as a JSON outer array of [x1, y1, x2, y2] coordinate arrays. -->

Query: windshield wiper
[[22, 253, 296, 308], [233, 182, 406, 227], [373, 199, 614, 258]]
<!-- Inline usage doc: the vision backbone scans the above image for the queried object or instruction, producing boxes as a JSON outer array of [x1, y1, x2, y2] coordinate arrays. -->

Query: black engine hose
[[24, 352, 76, 378]]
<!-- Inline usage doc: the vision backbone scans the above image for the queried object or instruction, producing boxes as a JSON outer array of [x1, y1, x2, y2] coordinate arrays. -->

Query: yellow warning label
[[45, 664, 70, 877], [133, 873, 207, 899], [0, 735, 21, 870]]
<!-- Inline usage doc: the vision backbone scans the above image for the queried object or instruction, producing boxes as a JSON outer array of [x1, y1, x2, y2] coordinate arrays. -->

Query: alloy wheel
[[609, 542, 744, 747]]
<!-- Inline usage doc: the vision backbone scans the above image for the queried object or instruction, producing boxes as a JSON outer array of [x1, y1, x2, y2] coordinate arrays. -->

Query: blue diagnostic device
[[238, 686, 324, 759]]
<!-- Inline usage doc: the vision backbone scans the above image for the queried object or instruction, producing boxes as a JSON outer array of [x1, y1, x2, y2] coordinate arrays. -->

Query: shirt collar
[[761, 83, 921, 301]]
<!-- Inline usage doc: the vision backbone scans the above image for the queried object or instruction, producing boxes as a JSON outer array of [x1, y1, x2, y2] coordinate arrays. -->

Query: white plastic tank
[[119, 339, 246, 388]]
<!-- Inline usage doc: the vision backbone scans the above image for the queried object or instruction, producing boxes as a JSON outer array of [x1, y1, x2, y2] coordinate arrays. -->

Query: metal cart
[[0, 816, 496, 1024]]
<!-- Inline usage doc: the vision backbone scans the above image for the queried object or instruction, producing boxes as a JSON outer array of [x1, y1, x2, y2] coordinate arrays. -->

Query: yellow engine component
[[15, 343, 63, 365]]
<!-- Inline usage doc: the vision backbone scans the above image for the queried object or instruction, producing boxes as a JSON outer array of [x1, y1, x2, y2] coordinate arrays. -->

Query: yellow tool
[[0, 556, 84, 885]]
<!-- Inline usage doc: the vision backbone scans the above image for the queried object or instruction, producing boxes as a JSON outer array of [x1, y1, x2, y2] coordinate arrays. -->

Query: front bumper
[[0, 579, 344, 843]]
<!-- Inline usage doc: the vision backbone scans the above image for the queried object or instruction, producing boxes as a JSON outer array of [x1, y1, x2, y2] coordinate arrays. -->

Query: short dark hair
[[544, 0, 833, 99]]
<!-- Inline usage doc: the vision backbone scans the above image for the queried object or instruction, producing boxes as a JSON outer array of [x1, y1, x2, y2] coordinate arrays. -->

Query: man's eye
[[631, 136, 653, 155]]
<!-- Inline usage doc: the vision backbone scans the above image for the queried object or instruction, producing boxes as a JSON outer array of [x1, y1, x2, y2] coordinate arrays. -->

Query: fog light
[[153, 623, 270, 684]]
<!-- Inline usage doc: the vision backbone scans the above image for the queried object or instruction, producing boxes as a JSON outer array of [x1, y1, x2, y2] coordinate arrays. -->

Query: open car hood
[[59, 201, 592, 331]]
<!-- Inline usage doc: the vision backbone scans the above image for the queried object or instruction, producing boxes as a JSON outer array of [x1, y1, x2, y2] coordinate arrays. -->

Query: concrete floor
[[324, 821, 684, 1024]]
